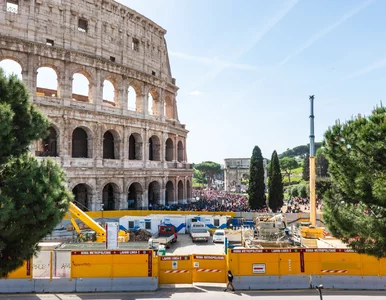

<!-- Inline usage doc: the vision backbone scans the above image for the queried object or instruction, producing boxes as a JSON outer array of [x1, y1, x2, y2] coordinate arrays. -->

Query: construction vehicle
[[148, 225, 177, 249], [67, 202, 130, 243]]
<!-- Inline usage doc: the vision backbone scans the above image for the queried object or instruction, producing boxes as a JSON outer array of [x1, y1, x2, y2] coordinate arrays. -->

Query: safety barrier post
[[49, 251, 53, 281]]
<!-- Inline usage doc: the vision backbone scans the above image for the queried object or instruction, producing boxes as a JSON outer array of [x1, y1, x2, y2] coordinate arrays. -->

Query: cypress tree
[[268, 150, 284, 212], [302, 154, 310, 181], [248, 146, 266, 209]]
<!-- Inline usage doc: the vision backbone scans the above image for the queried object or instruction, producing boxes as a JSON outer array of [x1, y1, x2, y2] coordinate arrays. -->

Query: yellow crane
[[68, 202, 129, 243]]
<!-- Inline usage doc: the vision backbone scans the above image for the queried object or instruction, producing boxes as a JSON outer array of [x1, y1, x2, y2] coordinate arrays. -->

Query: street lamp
[[100, 203, 105, 225]]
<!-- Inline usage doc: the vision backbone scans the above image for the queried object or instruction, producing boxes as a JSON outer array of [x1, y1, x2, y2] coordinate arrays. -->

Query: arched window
[[36, 127, 58, 157], [165, 138, 174, 161], [177, 141, 184, 162], [36, 67, 58, 97], [148, 135, 160, 161], [103, 79, 116, 106], [72, 73, 91, 102], [72, 128, 88, 158], [103, 131, 115, 159], [128, 86, 137, 111], [0, 59, 22, 79]]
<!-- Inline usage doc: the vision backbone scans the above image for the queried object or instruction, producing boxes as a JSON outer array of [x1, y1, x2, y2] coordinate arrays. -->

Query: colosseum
[[0, 0, 193, 211]]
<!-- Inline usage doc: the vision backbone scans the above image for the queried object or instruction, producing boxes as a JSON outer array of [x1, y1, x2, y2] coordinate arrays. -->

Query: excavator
[[67, 202, 130, 243]]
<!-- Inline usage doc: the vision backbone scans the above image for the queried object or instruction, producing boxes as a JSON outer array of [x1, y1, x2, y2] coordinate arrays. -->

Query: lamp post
[[100, 203, 105, 225]]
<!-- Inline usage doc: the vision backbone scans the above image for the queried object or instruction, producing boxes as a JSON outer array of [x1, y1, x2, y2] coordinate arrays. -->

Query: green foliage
[[291, 185, 299, 197], [195, 161, 221, 188], [278, 143, 322, 159], [279, 157, 299, 182], [298, 184, 308, 198], [316, 148, 329, 177], [316, 177, 332, 199], [268, 150, 284, 212], [248, 146, 266, 209], [302, 154, 310, 181], [323, 106, 386, 258], [0, 69, 72, 277], [0, 70, 49, 164]]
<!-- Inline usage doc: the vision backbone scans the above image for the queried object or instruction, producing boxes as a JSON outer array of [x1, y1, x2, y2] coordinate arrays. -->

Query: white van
[[213, 229, 225, 243]]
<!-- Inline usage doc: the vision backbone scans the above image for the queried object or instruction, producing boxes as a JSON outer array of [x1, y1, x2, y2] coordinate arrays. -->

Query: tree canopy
[[248, 146, 266, 209], [0, 69, 73, 277], [279, 157, 299, 182], [194, 161, 222, 188], [268, 150, 283, 212], [323, 106, 386, 258]]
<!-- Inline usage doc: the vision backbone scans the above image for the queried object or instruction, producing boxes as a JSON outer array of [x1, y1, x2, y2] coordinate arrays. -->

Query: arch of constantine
[[0, 0, 193, 211]]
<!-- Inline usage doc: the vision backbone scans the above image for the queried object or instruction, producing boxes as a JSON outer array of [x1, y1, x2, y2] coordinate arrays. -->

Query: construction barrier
[[5, 247, 386, 292], [159, 255, 192, 284], [192, 254, 227, 283]]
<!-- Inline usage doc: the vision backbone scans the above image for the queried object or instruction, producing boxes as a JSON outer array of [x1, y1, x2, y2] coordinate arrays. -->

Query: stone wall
[[0, 0, 193, 210]]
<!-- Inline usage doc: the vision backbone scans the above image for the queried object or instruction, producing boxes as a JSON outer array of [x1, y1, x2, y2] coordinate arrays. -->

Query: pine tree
[[268, 150, 284, 212], [248, 146, 266, 210], [302, 154, 310, 181], [0, 69, 73, 277], [323, 105, 386, 258]]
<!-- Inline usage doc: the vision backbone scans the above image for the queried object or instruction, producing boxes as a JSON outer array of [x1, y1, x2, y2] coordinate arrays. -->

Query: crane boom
[[68, 202, 106, 242]]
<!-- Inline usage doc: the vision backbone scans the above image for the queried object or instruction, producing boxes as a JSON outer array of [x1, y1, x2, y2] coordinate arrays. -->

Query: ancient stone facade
[[224, 158, 268, 193], [0, 0, 193, 211]]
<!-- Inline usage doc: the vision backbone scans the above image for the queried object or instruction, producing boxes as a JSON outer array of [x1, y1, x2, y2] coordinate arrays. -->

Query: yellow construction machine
[[67, 202, 130, 243]]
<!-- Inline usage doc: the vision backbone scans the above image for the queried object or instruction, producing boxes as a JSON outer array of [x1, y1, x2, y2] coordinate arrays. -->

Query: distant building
[[224, 158, 268, 193]]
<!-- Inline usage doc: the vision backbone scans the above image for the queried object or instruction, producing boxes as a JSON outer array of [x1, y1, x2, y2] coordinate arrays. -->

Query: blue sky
[[120, 0, 385, 164], [2, 0, 385, 164]]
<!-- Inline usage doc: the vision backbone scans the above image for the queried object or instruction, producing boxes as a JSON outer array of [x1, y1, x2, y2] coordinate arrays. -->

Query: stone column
[[94, 69, 103, 109], [184, 176, 188, 203], [62, 116, 71, 167], [142, 92, 149, 117], [118, 84, 128, 110], [123, 126, 130, 165], [144, 127, 149, 166], [183, 137, 187, 163], [95, 123, 103, 167], [174, 135, 179, 163], [175, 176, 179, 204]]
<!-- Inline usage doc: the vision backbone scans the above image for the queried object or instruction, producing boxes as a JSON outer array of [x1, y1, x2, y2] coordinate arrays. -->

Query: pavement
[[167, 234, 224, 255], [1, 288, 386, 300]]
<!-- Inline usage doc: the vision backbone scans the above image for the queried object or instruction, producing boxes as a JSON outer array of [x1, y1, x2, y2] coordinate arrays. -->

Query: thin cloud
[[170, 52, 256, 71], [278, 0, 376, 68], [189, 90, 202, 96], [240, 0, 376, 99], [189, 0, 300, 89], [343, 56, 386, 80]]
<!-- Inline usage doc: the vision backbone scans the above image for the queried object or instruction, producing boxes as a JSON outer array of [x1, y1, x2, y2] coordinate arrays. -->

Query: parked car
[[213, 229, 225, 243], [190, 222, 210, 242]]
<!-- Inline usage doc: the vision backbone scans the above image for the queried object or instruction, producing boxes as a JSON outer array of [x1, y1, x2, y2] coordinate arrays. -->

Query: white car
[[213, 229, 225, 243]]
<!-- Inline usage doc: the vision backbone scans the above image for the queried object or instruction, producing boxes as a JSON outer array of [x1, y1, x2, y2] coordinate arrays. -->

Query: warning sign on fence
[[252, 264, 266, 274]]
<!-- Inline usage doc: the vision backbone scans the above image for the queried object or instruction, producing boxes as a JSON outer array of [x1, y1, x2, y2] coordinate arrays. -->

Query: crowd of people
[[285, 197, 323, 213], [147, 188, 322, 214]]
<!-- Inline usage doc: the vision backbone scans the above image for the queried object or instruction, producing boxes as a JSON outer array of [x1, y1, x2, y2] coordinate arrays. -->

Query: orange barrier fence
[[71, 250, 154, 279]]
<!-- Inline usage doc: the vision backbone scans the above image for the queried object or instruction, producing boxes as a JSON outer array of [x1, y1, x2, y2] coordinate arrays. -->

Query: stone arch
[[164, 95, 174, 119], [148, 89, 159, 116], [127, 81, 143, 112], [72, 183, 93, 211], [36, 66, 59, 97], [35, 126, 59, 157], [129, 132, 142, 160], [0, 58, 22, 79], [187, 179, 192, 200], [165, 138, 174, 162], [128, 182, 143, 209], [165, 181, 174, 205], [177, 141, 184, 162], [72, 126, 93, 158], [148, 181, 161, 206], [72, 70, 93, 102], [103, 129, 120, 159], [178, 180, 184, 203], [102, 182, 120, 211], [102, 78, 118, 106], [148, 134, 161, 161]]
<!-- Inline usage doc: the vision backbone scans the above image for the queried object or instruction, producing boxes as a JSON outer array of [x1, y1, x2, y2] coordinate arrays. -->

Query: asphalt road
[[1, 289, 386, 300]]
